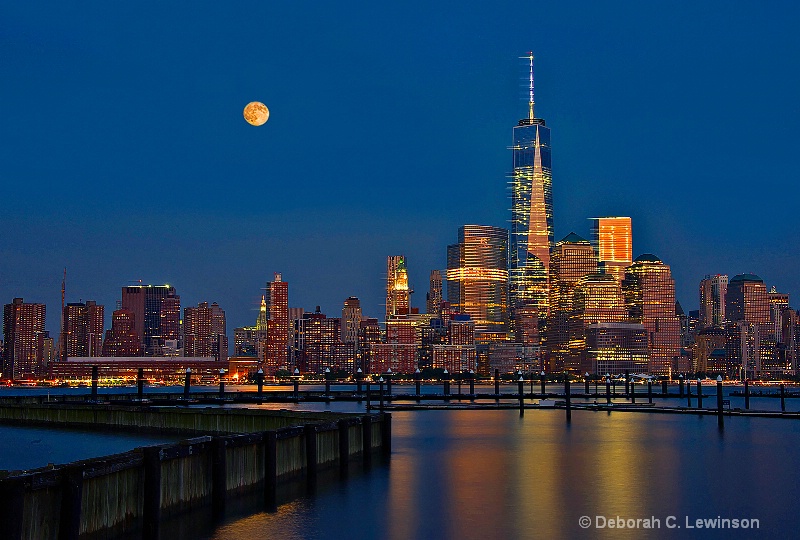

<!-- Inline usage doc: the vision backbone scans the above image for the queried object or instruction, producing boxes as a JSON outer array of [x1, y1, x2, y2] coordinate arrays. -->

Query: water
[[201, 408, 798, 539], [0, 425, 183, 471]]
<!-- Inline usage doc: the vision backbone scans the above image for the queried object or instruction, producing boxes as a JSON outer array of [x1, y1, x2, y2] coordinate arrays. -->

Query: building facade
[[590, 217, 632, 283], [3, 298, 48, 379], [446, 225, 509, 339]]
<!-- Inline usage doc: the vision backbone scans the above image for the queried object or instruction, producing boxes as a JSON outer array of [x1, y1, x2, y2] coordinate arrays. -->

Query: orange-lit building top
[[591, 217, 632, 282]]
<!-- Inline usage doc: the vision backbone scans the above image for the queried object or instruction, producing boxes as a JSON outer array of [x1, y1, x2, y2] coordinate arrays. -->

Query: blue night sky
[[2, 1, 799, 336]]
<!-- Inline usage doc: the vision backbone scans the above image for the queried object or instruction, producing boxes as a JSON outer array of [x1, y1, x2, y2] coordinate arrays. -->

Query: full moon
[[243, 101, 269, 126]]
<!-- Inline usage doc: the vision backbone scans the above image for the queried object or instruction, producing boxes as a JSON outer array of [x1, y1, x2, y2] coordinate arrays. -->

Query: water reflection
[[201, 409, 800, 539]]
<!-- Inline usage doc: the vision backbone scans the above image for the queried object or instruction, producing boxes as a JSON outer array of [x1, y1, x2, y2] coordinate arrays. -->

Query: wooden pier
[[0, 404, 389, 540]]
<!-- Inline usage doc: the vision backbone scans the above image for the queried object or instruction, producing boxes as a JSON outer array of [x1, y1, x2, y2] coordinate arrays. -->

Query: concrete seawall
[[0, 405, 389, 540]]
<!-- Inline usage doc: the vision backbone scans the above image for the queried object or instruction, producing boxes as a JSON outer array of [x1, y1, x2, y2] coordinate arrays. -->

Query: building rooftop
[[633, 253, 662, 263], [559, 232, 590, 244], [730, 273, 763, 283]]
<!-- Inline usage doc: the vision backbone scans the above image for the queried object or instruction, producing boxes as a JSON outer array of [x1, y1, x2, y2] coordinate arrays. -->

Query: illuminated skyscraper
[[120, 284, 179, 356], [724, 274, 778, 377], [386, 256, 411, 320], [341, 297, 362, 351], [265, 273, 289, 372], [699, 274, 728, 327], [63, 301, 104, 358], [3, 298, 47, 379], [548, 233, 598, 370], [567, 273, 628, 372], [622, 254, 682, 375], [102, 309, 141, 357], [446, 225, 509, 339], [590, 217, 632, 282], [426, 270, 443, 318], [509, 53, 553, 317], [184, 301, 228, 361]]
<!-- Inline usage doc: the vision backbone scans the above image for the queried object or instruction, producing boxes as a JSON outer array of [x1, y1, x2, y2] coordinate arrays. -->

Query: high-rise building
[[566, 273, 628, 373], [341, 297, 362, 351], [3, 298, 47, 379], [446, 225, 509, 339], [371, 317, 418, 373], [233, 296, 268, 358], [509, 53, 553, 317], [590, 217, 632, 283], [426, 270, 443, 318], [585, 322, 648, 376], [699, 274, 728, 327], [548, 233, 598, 369], [265, 273, 289, 371], [102, 309, 141, 357], [725, 274, 775, 377], [120, 285, 180, 356], [183, 302, 228, 361], [293, 307, 342, 374], [63, 301, 104, 358], [768, 287, 790, 342], [726, 274, 769, 325], [386, 256, 411, 320], [622, 254, 682, 375]]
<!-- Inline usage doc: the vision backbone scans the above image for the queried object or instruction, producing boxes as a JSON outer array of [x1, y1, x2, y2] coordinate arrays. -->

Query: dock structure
[[0, 404, 389, 540]]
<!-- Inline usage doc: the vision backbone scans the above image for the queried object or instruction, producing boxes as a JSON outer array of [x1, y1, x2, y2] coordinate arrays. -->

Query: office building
[[102, 309, 142, 357], [699, 274, 728, 327], [184, 301, 228, 361], [426, 270, 443, 318], [590, 217, 632, 282], [509, 53, 553, 317], [446, 225, 509, 338], [265, 274, 289, 371], [63, 301, 104, 358], [548, 233, 598, 369], [120, 284, 180, 356], [567, 273, 628, 373], [585, 322, 648, 375], [622, 254, 682, 375], [386, 256, 411, 320], [3, 298, 47, 379]]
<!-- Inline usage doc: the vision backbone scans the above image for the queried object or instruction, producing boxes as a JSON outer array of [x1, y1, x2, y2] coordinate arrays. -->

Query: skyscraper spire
[[526, 52, 535, 121]]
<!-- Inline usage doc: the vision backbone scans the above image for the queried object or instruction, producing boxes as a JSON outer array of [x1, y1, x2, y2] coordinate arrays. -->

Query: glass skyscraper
[[509, 54, 553, 318]]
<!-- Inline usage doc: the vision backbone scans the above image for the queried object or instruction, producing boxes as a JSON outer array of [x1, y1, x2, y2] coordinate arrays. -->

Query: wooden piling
[[183, 368, 191, 400], [744, 379, 750, 409], [687, 380, 692, 407], [142, 446, 162, 538], [717, 379, 724, 428], [137, 367, 144, 400], [518, 377, 524, 416], [781, 384, 786, 412], [631, 379, 635, 404], [414, 369, 421, 398], [211, 437, 227, 516], [293, 379, 300, 400], [304, 424, 318, 485], [0, 477, 24, 540], [679, 375, 684, 399], [257, 369, 264, 401], [362, 416, 372, 464], [625, 369, 630, 396], [697, 380, 703, 408], [565, 373, 571, 421], [58, 463, 83, 540], [91, 365, 98, 402], [494, 369, 500, 396], [338, 419, 350, 471], [662, 379, 668, 396], [606, 378, 611, 405], [379, 379, 385, 412], [540, 372, 546, 396], [264, 431, 277, 508], [648, 380, 653, 404], [443, 371, 451, 398], [469, 370, 475, 397]]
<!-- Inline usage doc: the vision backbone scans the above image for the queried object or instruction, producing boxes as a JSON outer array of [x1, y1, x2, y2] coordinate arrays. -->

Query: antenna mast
[[527, 52, 535, 120], [60, 268, 66, 361]]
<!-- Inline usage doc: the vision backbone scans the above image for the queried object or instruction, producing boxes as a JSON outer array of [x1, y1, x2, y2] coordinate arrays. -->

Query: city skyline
[[3, 2, 800, 338]]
